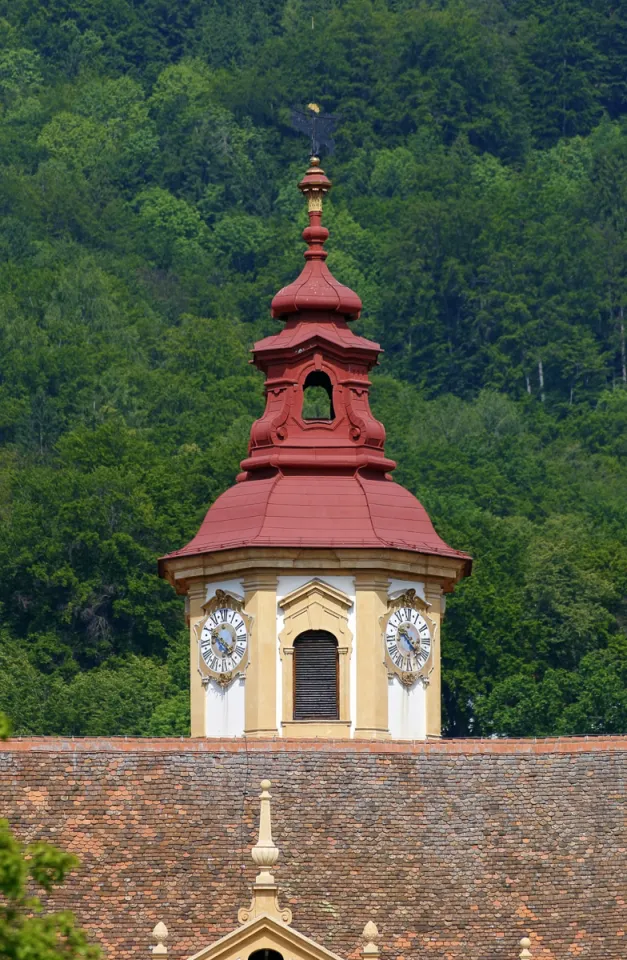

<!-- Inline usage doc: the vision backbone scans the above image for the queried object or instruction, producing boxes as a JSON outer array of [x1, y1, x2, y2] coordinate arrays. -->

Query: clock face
[[199, 607, 248, 675], [385, 606, 432, 675]]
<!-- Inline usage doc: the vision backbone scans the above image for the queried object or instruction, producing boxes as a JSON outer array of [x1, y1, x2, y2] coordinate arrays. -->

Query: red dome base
[[162, 471, 470, 565]]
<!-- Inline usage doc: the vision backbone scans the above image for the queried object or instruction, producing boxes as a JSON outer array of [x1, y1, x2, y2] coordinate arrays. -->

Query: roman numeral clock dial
[[382, 598, 435, 686], [196, 591, 251, 686]]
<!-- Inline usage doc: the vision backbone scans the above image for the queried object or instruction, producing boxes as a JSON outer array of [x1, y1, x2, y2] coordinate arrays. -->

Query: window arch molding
[[278, 579, 353, 736]]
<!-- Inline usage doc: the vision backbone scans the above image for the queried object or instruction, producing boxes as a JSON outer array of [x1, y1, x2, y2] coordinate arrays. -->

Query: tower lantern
[[159, 158, 471, 740]]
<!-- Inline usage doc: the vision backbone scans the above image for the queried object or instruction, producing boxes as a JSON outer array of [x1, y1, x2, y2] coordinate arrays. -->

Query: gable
[[187, 915, 346, 960]]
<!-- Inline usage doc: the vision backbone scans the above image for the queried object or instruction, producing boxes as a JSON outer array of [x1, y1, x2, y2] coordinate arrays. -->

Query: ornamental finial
[[151, 922, 168, 957], [519, 937, 532, 959], [251, 778, 279, 881], [362, 921, 380, 959], [238, 779, 292, 926], [270, 155, 362, 319], [298, 157, 332, 215]]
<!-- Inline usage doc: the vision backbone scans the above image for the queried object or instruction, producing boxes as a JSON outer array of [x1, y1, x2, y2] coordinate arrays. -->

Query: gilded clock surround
[[195, 589, 253, 688], [381, 588, 437, 687]]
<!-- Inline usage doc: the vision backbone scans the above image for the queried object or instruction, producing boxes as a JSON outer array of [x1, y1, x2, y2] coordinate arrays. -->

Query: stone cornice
[[162, 546, 467, 594], [2, 736, 626, 756]]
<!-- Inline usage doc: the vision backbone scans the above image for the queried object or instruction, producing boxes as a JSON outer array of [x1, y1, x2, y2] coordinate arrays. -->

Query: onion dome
[[271, 159, 362, 319]]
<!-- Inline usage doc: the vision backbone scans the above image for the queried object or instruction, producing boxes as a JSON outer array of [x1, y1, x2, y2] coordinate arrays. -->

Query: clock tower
[[159, 158, 471, 740]]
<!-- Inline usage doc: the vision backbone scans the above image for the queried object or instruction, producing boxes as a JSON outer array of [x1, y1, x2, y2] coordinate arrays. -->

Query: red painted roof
[[271, 252, 362, 319], [162, 472, 470, 562], [253, 317, 378, 357]]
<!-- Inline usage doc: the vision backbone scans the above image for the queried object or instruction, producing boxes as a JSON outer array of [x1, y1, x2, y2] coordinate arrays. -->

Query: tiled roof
[[1, 737, 625, 960]]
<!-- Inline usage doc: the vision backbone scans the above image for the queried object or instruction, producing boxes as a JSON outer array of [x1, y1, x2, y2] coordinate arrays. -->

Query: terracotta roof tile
[[0, 738, 625, 960]]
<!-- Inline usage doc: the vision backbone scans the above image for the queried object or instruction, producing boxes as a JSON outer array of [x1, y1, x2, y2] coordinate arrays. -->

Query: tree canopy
[[0, 0, 625, 737]]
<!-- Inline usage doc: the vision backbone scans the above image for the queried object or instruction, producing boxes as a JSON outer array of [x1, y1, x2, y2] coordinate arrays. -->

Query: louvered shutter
[[293, 630, 339, 720]]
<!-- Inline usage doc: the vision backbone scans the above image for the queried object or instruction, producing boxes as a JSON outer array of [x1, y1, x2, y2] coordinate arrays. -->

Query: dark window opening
[[293, 630, 339, 720], [249, 951, 283, 960], [302, 371, 335, 421]]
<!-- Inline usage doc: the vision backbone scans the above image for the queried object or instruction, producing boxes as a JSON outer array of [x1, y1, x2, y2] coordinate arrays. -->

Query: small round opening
[[249, 951, 283, 960], [302, 371, 335, 421]]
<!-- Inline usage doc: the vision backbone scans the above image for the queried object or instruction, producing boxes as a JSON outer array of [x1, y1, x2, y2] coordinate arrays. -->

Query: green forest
[[0, 0, 625, 738]]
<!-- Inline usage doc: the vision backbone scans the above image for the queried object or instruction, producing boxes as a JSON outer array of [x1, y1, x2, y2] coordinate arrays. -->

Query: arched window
[[249, 951, 283, 960], [293, 630, 339, 720], [302, 371, 335, 421]]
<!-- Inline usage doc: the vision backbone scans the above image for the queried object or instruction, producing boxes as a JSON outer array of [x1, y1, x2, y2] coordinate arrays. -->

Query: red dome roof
[[162, 473, 470, 566]]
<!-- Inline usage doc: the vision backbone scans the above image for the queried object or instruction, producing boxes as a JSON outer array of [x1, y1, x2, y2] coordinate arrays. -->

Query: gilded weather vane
[[290, 102, 339, 157]]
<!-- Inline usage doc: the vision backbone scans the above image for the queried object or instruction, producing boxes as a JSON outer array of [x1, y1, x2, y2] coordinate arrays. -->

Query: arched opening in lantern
[[301, 371, 335, 421]]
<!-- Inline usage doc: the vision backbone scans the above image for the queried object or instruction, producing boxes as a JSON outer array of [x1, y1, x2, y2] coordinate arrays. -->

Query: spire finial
[[151, 922, 168, 957], [519, 936, 532, 959], [297, 158, 332, 268], [298, 157, 332, 216], [362, 921, 380, 960], [238, 779, 292, 927]]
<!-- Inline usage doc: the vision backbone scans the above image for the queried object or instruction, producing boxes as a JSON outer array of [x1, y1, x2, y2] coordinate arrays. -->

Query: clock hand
[[212, 629, 235, 656], [398, 628, 418, 653], [211, 630, 228, 655]]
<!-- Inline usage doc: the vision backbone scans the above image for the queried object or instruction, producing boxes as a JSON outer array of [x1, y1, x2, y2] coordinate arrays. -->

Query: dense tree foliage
[[0, 0, 625, 737]]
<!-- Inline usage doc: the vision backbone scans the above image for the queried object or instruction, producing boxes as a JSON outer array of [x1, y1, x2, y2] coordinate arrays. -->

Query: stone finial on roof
[[362, 921, 380, 959], [519, 936, 532, 959], [238, 780, 292, 927], [251, 778, 278, 882], [151, 922, 168, 957]]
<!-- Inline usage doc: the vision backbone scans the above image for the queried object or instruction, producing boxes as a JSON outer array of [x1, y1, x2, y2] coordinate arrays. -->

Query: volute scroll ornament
[[343, 381, 386, 449], [249, 382, 293, 450]]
